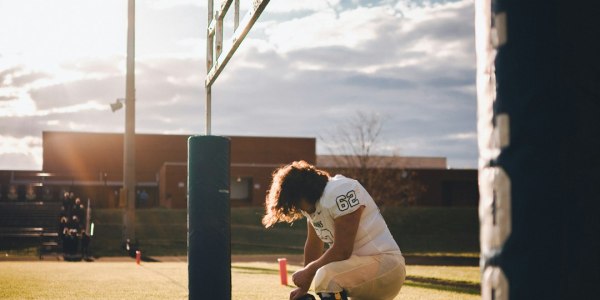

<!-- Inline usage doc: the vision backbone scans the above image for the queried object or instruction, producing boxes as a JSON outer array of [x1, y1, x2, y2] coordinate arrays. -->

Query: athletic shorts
[[313, 253, 406, 300]]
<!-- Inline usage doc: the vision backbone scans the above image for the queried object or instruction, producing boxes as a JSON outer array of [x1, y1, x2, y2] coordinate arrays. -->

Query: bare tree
[[319, 112, 425, 207]]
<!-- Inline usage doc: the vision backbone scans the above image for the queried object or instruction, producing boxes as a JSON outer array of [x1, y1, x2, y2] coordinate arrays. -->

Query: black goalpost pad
[[477, 0, 600, 299], [188, 136, 231, 300]]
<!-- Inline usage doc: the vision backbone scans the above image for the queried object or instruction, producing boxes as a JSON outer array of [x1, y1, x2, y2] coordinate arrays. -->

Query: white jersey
[[302, 175, 401, 256]]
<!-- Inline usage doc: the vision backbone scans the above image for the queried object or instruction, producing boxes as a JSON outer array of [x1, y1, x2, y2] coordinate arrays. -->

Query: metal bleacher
[[0, 201, 62, 259]]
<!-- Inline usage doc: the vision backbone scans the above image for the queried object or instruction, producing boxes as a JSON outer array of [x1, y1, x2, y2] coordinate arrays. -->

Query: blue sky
[[0, 0, 477, 170]]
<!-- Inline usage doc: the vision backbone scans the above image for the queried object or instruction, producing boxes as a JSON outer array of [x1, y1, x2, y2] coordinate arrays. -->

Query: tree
[[319, 112, 425, 207]]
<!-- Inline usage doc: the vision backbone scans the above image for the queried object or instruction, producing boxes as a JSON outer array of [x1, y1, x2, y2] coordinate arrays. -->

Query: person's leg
[[313, 254, 405, 300], [348, 255, 406, 300], [313, 255, 378, 295]]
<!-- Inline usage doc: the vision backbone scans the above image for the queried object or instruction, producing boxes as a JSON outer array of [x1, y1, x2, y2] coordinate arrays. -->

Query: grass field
[[1, 207, 480, 298], [0, 260, 480, 299]]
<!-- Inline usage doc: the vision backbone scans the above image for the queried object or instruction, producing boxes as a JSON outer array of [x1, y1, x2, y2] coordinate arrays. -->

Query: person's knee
[[314, 266, 342, 293], [314, 267, 348, 300], [313, 267, 328, 287]]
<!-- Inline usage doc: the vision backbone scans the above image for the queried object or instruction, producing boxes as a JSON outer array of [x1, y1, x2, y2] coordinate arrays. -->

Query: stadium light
[[110, 98, 124, 112]]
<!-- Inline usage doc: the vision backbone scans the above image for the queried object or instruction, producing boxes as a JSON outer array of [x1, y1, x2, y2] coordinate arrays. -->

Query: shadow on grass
[[404, 254, 478, 266], [404, 276, 480, 295], [232, 265, 286, 276]]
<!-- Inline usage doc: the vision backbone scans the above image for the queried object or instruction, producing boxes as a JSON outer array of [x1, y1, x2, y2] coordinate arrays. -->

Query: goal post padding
[[476, 0, 600, 299], [188, 135, 231, 300]]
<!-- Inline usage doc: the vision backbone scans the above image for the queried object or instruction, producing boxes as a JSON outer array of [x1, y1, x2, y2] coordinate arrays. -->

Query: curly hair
[[262, 160, 330, 228]]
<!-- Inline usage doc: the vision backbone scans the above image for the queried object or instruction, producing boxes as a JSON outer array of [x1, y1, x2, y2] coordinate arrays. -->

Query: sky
[[0, 0, 477, 171]]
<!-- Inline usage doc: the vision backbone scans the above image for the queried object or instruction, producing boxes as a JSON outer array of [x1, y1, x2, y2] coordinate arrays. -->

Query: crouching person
[[263, 161, 406, 300]]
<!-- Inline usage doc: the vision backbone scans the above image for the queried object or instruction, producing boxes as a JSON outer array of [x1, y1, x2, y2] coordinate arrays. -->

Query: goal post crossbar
[[204, 0, 270, 135], [206, 0, 270, 88]]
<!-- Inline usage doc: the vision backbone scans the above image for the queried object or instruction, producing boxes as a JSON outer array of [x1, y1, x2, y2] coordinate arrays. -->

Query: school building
[[0, 131, 478, 208]]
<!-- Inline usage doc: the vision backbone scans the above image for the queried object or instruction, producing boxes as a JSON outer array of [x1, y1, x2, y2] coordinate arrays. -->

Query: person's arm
[[304, 220, 324, 266], [291, 206, 364, 298]]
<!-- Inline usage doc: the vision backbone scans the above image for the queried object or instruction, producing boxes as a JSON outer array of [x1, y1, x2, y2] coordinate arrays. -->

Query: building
[[316, 155, 447, 169], [0, 131, 315, 209], [0, 131, 478, 207], [317, 155, 478, 206]]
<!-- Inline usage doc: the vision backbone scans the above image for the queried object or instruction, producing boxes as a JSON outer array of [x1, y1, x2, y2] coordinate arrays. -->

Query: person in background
[[25, 185, 36, 201], [72, 198, 85, 222], [68, 192, 76, 209], [68, 228, 79, 258], [139, 190, 149, 208], [81, 230, 91, 260], [124, 238, 139, 258], [42, 187, 53, 202], [59, 216, 68, 240], [61, 192, 71, 213], [7, 185, 18, 201]]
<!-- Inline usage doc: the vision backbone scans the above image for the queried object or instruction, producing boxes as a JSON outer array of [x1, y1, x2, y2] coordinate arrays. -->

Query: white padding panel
[[482, 266, 509, 300], [479, 166, 512, 253], [495, 113, 510, 149]]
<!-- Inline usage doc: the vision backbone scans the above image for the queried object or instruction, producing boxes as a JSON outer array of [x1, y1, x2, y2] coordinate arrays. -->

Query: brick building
[[0, 131, 478, 208]]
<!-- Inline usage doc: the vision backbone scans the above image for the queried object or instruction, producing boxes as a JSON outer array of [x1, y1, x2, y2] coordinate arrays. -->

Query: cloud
[[263, 6, 384, 53], [29, 76, 124, 110], [0, 67, 21, 86], [343, 74, 415, 89], [0, 95, 17, 101], [0, 135, 42, 170], [445, 132, 477, 141], [0, 99, 108, 118]]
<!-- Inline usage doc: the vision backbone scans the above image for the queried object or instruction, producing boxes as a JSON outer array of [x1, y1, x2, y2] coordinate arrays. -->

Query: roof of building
[[316, 154, 447, 169]]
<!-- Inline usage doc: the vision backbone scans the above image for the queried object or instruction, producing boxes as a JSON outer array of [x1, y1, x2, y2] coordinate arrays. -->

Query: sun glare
[[0, 0, 127, 117], [1, 0, 126, 76]]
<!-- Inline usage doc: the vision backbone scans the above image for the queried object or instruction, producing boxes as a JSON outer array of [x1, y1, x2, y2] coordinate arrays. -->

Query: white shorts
[[313, 253, 406, 300]]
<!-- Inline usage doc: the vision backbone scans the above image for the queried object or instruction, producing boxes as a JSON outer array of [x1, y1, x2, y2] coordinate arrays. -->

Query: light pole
[[124, 0, 136, 243], [111, 0, 136, 243]]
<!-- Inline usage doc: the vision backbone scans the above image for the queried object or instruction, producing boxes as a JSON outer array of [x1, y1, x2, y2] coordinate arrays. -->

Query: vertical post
[[208, 0, 214, 29], [188, 136, 231, 300], [206, 86, 211, 135], [215, 9, 223, 59], [86, 198, 91, 233], [206, 0, 214, 135], [123, 0, 136, 242], [234, 0, 239, 31]]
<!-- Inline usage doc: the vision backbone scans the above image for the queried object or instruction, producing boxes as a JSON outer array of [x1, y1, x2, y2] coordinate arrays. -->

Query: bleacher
[[0, 202, 62, 259]]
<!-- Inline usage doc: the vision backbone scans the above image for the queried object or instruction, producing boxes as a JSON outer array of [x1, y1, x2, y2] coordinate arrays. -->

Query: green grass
[[0, 261, 480, 299], [86, 207, 478, 257]]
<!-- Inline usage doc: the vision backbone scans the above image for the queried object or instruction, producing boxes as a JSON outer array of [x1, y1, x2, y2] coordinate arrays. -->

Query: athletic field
[[0, 258, 479, 299]]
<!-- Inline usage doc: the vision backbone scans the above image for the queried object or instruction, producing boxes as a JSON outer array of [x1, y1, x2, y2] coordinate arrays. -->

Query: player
[[263, 161, 406, 300]]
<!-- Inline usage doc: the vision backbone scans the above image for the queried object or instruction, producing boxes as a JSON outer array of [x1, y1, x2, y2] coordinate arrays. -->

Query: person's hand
[[289, 287, 309, 300], [292, 267, 316, 292]]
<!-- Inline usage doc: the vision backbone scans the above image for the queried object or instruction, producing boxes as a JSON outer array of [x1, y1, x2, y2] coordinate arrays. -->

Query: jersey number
[[336, 190, 359, 211]]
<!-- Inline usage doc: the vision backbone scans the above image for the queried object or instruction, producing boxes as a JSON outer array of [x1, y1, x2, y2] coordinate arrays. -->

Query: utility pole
[[122, 0, 136, 242]]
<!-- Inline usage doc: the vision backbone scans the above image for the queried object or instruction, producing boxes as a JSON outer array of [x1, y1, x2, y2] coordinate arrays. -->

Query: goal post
[[188, 1, 271, 299]]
